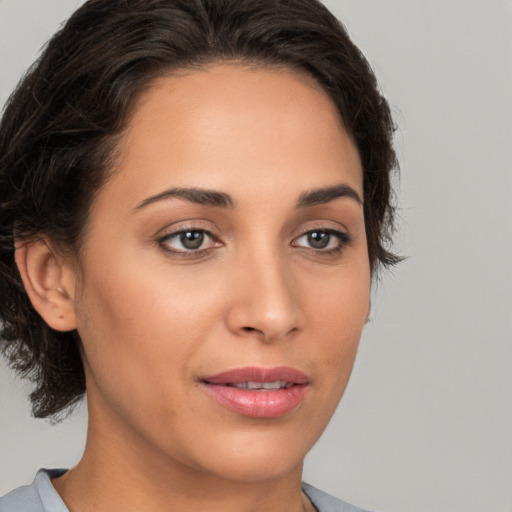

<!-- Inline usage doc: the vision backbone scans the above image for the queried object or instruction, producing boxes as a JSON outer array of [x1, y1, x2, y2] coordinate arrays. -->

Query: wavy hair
[[0, 0, 400, 419]]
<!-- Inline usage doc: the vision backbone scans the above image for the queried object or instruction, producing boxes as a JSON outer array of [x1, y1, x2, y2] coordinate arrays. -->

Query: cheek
[[73, 243, 234, 405], [73, 270, 221, 453], [306, 264, 370, 387], [73, 257, 193, 403]]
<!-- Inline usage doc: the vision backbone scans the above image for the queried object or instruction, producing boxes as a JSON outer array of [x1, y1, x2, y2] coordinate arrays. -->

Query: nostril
[[242, 327, 256, 333]]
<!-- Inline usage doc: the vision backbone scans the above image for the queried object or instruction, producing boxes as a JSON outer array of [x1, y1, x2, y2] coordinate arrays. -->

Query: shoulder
[[2, 474, 370, 512], [302, 482, 373, 512], [0, 470, 68, 512], [0, 482, 43, 512]]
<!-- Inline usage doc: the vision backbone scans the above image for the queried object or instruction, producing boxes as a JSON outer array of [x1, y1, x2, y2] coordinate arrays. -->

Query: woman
[[0, 0, 399, 511]]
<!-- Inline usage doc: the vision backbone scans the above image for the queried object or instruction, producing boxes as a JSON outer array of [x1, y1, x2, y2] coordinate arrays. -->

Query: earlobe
[[14, 238, 78, 332]]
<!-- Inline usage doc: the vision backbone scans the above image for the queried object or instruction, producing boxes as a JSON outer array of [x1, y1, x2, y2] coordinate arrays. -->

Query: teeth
[[232, 381, 289, 390], [262, 381, 284, 389]]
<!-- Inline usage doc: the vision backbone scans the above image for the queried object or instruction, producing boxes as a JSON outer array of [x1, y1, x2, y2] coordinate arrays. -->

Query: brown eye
[[307, 231, 331, 249], [159, 229, 218, 254], [292, 229, 351, 253], [179, 231, 204, 249]]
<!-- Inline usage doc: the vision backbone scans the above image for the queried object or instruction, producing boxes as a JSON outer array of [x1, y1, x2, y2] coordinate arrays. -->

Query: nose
[[225, 250, 302, 343]]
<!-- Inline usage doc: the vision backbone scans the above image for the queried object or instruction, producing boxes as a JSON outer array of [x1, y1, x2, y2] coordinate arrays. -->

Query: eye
[[158, 229, 220, 254], [292, 229, 351, 252]]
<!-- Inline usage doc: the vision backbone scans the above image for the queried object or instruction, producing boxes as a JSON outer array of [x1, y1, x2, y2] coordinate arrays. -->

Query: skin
[[18, 64, 370, 512]]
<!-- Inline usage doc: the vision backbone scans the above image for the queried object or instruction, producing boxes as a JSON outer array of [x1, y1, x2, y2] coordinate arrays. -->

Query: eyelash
[[157, 228, 221, 257], [157, 227, 352, 257], [291, 228, 352, 255]]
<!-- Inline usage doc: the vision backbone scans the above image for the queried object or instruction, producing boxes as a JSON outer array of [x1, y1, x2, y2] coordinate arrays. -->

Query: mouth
[[200, 366, 310, 418], [223, 381, 293, 390]]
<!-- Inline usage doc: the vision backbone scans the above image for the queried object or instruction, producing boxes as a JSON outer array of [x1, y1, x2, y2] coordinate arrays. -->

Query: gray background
[[1, 1, 511, 511]]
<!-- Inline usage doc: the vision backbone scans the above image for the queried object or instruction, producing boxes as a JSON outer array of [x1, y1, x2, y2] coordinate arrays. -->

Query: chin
[[207, 453, 304, 484], [185, 428, 314, 484]]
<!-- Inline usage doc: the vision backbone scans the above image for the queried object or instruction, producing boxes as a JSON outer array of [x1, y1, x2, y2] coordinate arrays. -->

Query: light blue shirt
[[0, 470, 371, 512]]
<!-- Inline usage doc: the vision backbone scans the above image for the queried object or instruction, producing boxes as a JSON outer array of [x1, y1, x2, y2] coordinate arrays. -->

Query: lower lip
[[200, 383, 308, 418]]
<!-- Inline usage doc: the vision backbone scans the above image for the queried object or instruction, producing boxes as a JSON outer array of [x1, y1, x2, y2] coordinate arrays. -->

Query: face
[[69, 64, 370, 482]]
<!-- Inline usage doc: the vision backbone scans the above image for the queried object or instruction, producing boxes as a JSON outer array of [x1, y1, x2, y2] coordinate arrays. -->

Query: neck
[[52, 403, 313, 512]]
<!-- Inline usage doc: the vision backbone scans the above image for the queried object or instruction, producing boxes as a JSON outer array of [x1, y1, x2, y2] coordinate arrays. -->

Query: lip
[[199, 366, 310, 418]]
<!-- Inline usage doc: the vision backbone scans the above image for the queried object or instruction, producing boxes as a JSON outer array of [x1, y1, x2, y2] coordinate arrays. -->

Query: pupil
[[308, 231, 329, 249], [180, 231, 204, 249]]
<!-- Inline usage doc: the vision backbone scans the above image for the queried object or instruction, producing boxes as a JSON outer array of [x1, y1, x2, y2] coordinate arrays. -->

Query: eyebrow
[[296, 183, 362, 208], [134, 182, 362, 212], [134, 187, 235, 210]]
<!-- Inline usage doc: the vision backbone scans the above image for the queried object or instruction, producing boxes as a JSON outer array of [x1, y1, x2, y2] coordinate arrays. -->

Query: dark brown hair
[[0, 0, 400, 419]]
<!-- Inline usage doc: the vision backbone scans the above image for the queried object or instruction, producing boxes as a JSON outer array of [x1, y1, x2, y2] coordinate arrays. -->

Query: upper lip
[[201, 366, 309, 385]]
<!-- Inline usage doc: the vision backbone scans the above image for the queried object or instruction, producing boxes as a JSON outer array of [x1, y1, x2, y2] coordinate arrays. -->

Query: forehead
[[106, 64, 362, 206]]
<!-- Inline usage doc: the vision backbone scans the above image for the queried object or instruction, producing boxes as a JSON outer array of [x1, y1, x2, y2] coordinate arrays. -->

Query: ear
[[15, 238, 78, 332]]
